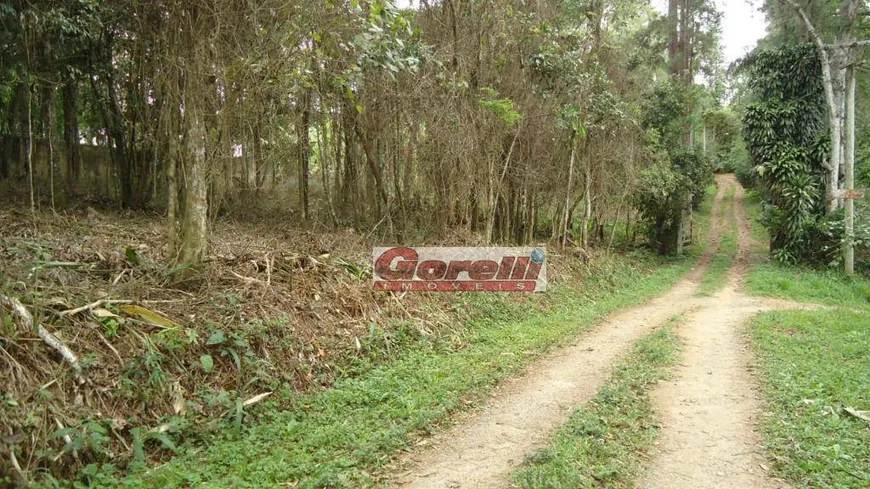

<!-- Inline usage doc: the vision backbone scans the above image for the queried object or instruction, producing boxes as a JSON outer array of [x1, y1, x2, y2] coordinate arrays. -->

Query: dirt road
[[640, 176, 790, 489], [392, 175, 794, 489], [391, 175, 799, 489]]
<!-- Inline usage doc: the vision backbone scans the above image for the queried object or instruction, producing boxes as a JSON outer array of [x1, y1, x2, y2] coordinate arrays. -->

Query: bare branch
[[0, 294, 83, 380], [824, 39, 870, 49], [59, 298, 132, 317]]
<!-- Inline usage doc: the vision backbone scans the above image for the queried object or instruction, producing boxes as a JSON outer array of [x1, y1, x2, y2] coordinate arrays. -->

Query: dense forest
[[1, 0, 869, 487], [1, 0, 730, 260]]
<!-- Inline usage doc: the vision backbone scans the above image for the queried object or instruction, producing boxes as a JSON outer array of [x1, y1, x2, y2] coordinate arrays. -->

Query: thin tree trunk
[[298, 91, 312, 223], [317, 108, 338, 226], [580, 158, 592, 249], [562, 135, 576, 248], [844, 63, 856, 274], [167, 155, 178, 254], [788, 1, 842, 213], [177, 98, 209, 266], [63, 80, 81, 193], [48, 100, 56, 211], [26, 83, 34, 213]]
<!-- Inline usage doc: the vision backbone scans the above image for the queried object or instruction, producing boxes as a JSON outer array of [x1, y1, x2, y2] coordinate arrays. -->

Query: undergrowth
[[104, 252, 695, 489]]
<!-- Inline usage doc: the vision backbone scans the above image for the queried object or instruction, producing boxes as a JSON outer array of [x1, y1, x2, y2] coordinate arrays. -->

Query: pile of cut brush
[[0, 208, 563, 487]]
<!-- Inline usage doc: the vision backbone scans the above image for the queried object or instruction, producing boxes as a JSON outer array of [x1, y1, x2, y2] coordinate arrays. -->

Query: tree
[[742, 44, 831, 264]]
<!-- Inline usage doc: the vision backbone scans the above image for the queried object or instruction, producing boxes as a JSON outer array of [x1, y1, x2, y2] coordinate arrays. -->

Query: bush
[[634, 150, 713, 254]]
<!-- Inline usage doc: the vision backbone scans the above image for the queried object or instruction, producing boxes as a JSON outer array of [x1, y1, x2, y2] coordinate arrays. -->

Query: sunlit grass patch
[[745, 262, 870, 309], [749, 309, 870, 489]]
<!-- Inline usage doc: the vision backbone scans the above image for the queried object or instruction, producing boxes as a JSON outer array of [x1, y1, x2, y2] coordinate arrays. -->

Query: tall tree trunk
[[298, 90, 311, 223], [788, 1, 846, 213], [105, 70, 133, 209], [89, 58, 133, 209], [844, 63, 856, 274], [668, 0, 678, 75], [63, 80, 81, 192], [561, 135, 576, 247], [177, 105, 209, 265], [253, 123, 265, 190], [580, 158, 592, 249], [43, 85, 57, 211], [25, 82, 35, 213], [317, 111, 338, 226]]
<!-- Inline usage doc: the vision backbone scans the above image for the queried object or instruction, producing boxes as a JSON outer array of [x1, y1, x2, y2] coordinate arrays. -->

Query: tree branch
[[824, 39, 870, 49], [0, 294, 83, 380], [786, 0, 838, 174]]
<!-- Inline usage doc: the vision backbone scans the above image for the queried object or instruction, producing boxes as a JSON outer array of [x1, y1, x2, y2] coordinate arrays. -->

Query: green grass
[[689, 184, 718, 254], [744, 185, 870, 488], [511, 318, 682, 488], [742, 186, 870, 309], [696, 185, 738, 296], [743, 188, 769, 255], [749, 309, 870, 489], [102, 253, 696, 489], [745, 262, 870, 309]]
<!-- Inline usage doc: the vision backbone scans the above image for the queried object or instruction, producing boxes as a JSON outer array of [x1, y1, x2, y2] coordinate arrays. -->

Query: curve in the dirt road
[[391, 181, 732, 489]]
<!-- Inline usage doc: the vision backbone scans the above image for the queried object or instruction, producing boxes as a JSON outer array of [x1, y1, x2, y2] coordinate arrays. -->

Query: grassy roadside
[[742, 185, 870, 487], [749, 310, 870, 488], [104, 253, 697, 489], [696, 184, 737, 296], [512, 317, 682, 488], [746, 262, 870, 309], [742, 188, 769, 255], [742, 184, 870, 309]]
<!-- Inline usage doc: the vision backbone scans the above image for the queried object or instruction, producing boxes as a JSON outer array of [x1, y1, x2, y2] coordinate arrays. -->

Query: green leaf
[[200, 354, 214, 373], [206, 331, 226, 345], [234, 398, 244, 435], [146, 432, 178, 453], [125, 247, 145, 266], [131, 427, 145, 463]]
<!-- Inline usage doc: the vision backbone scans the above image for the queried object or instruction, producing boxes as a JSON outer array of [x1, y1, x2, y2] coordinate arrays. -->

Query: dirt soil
[[392, 175, 796, 489], [640, 175, 791, 489]]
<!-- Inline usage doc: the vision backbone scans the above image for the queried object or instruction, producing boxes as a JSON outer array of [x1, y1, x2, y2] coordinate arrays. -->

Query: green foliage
[[512, 321, 681, 488], [350, 1, 422, 82], [479, 87, 522, 127], [634, 80, 715, 254], [702, 108, 743, 172], [749, 310, 870, 488], [642, 80, 695, 155], [742, 44, 833, 264], [634, 149, 714, 254]]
